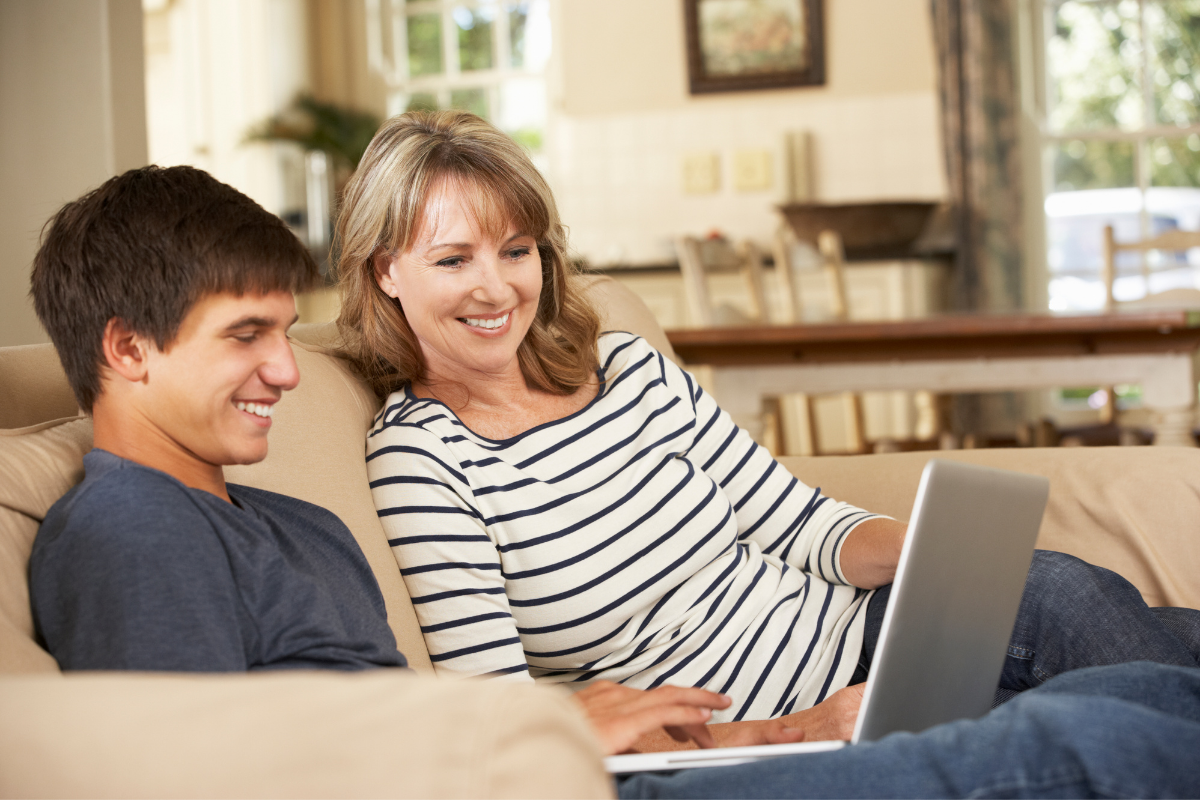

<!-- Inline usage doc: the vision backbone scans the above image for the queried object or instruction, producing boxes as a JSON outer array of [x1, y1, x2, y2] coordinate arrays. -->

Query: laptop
[[606, 459, 1049, 774]]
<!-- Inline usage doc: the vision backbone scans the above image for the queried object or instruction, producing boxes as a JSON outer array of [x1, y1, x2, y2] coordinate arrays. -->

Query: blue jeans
[[851, 551, 1200, 698], [617, 661, 1200, 798]]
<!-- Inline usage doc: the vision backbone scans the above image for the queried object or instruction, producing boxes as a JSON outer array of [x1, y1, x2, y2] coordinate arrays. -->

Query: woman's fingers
[[572, 683, 731, 755]]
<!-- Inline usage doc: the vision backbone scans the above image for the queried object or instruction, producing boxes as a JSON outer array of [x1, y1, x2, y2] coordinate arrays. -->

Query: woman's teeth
[[236, 401, 274, 418], [462, 313, 510, 330]]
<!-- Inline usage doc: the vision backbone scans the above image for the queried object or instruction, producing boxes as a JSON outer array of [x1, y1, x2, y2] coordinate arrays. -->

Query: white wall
[[548, 0, 948, 266], [0, 0, 148, 346], [144, 0, 311, 216]]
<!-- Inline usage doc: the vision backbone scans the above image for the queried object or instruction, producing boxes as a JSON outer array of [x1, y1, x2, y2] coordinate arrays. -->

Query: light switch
[[682, 152, 720, 194], [733, 149, 773, 192]]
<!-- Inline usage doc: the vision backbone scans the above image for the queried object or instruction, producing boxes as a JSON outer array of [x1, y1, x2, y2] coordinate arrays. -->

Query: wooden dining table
[[664, 309, 1200, 447]]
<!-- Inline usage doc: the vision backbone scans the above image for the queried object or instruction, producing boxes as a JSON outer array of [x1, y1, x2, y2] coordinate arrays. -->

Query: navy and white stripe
[[367, 332, 878, 721]]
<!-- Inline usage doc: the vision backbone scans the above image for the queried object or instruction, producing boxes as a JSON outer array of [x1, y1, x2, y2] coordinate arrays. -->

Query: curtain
[[932, 0, 1025, 313]]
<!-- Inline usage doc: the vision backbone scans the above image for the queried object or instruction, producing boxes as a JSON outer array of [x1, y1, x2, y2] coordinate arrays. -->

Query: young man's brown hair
[[31, 165, 318, 412]]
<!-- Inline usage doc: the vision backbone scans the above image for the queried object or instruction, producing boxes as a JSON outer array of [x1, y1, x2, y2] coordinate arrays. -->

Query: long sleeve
[[367, 412, 532, 680], [669, 359, 881, 586]]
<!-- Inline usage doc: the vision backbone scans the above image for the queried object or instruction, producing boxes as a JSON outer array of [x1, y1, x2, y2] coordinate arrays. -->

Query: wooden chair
[[675, 235, 770, 327], [1096, 224, 1200, 436], [1101, 224, 1200, 311], [761, 228, 867, 455]]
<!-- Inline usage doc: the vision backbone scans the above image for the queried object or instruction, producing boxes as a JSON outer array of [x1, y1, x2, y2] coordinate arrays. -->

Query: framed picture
[[683, 0, 825, 94]]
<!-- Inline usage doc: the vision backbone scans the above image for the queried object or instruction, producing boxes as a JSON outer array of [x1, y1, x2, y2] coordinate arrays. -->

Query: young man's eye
[[233, 333, 258, 344]]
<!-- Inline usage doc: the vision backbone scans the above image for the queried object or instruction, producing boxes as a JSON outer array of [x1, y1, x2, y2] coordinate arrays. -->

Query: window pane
[[1052, 138, 1136, 191], [408, 13, 443, 78], [1047, 0, 1143, 132], [1148, 1, 1200, 127], [450, 87, 490, 119], [455, 5, 495, 72], [509, 2, 529, 68], [1150, 135, 1200, 186], [508, 0, 551, 70]]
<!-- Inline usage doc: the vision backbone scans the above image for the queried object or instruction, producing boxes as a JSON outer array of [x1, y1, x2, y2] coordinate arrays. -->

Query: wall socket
[[733, 149, 773, 192], [682, 152, 720, 194]]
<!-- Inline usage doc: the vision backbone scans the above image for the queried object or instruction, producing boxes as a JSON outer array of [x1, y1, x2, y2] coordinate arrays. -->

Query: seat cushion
[[0, 416, 92, 673]]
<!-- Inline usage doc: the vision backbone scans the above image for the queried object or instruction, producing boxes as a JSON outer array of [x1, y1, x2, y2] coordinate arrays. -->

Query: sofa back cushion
[[779, 447, 1200, 609], [224, 339, 432, 670], [0, 344, 79, 430], [0, 417, 92, 673]]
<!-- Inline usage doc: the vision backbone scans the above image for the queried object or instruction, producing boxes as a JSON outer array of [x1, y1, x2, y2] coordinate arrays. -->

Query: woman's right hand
[[571, 681, 731, 755]]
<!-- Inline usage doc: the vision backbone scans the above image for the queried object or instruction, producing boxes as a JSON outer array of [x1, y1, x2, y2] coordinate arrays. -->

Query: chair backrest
[[675, 235, 769, 327], [1102, 225, 1200, 310]]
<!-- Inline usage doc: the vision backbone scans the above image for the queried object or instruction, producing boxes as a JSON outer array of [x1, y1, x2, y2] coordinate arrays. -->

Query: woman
[[335, 111, 1199, 743]]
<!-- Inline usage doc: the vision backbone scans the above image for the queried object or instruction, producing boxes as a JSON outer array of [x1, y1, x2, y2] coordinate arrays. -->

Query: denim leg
[[616, 663, 1200, 799], [999, 551, 1200, 691]]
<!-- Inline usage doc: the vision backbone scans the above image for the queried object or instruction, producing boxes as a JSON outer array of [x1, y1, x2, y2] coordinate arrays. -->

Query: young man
[[27, 166, 1200, 797]]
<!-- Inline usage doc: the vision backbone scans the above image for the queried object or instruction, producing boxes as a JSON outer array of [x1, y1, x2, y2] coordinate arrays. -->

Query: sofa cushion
[[225, 340, 432, 670], [778, 447, 1200, 609], [0, 343, 79, 430], [0, 416, 92, 673], [0, 671, 611, 798]]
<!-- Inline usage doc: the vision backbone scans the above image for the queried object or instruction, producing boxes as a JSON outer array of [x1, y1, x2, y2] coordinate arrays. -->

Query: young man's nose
[[260, 336, 301, 391]]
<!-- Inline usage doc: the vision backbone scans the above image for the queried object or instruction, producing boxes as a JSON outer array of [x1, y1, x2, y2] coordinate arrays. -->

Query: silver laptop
[[606, 459, 1049, 774]]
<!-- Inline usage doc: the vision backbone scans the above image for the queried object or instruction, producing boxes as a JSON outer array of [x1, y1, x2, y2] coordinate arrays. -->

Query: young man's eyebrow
[[223, 314, 298, 331]]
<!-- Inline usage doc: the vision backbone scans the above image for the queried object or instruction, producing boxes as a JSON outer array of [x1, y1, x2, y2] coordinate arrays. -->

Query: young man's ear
[[100, 318, 152, 383]]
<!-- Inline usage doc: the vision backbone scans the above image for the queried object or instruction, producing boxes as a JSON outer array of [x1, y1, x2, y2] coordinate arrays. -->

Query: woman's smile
[[459, 311, 512, 333]]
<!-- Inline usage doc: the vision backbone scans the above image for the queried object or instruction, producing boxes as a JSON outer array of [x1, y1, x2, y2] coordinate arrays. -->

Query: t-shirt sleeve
[[662, 350, 881, 586], [30, 477, 250, 672], [366, 418, 531, 681]]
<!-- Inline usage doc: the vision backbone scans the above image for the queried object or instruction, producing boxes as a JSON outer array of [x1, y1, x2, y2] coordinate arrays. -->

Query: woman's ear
[[375, 253, 400, 298], [100, 318, 152, 383]]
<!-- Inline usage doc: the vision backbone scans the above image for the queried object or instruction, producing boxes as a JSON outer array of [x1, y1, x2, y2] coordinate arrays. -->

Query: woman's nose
[[472, 256, 510, 303]]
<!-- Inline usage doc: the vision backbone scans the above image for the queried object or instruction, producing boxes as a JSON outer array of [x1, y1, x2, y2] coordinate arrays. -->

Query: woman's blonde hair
[[335, 110, 600, 398]]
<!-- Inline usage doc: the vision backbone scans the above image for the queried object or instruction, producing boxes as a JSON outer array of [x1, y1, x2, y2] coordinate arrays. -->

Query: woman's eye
[[436, 257, 465, 268], [506, 247, 532, 260]]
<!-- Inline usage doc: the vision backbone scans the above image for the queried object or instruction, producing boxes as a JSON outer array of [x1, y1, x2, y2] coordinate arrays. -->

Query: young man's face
[[140, 290, 300, 468]]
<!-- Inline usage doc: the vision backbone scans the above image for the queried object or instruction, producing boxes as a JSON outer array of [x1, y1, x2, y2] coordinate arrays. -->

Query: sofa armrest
[[779, 447, 1200, 609], [0, 671, 613, 799]]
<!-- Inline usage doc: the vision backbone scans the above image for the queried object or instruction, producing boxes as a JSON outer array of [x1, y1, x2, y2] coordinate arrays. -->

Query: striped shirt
[[367, 332, 879, 721]]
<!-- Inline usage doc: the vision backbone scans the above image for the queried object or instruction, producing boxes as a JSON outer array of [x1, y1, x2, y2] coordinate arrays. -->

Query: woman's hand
[[571, 681, 731, 755], [612, 682, 865, 753], [771, 682, 865, 742]]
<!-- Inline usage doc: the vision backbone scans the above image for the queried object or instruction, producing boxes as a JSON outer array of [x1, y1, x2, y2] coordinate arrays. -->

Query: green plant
[[245, 95, 382, 170]]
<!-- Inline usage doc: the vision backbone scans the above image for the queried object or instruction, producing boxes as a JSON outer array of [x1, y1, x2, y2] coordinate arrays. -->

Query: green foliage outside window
[[1050, 0, 1200, 190]]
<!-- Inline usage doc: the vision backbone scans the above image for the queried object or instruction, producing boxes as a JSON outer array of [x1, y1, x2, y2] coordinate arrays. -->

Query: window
[[364, 0, 551, 154], [1036, 0, 1200, 311]]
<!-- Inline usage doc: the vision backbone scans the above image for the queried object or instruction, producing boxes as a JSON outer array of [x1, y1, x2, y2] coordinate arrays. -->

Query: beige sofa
[[3, 276, 1200, 798]]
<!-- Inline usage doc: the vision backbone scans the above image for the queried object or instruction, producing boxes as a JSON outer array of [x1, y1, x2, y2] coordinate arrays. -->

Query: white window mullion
[[444, 3, 460, 79]]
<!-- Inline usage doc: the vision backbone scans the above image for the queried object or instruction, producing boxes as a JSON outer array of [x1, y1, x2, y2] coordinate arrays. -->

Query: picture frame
[[683, 0, 825, 94]]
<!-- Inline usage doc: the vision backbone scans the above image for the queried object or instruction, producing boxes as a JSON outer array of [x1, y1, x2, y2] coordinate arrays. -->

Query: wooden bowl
[[779, 201, 940, 259]]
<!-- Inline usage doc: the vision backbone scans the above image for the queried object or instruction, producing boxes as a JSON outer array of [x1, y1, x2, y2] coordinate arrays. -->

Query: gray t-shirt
[[30, 449, 407, 672]]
